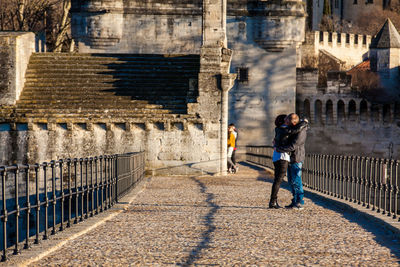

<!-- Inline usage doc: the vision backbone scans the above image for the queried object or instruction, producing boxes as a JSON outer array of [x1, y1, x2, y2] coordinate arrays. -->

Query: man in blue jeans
[[277, 113, 308, 210]]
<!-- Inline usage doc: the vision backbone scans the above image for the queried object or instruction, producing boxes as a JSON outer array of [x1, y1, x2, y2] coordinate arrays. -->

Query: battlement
[[302, 31, 372, 68], [313, 31, 372, 50]]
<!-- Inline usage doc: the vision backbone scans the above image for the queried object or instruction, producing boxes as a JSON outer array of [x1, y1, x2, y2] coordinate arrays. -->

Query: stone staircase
[[2, 53, 200, 121]]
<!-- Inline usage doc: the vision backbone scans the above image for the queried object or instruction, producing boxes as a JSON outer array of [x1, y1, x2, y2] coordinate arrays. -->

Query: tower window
[[237, 67, 249, 83]]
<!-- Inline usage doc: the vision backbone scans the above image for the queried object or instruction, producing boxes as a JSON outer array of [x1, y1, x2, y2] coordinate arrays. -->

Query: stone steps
[[18, 95, 190, 104], [12, 53, 200, 119], [24, 72, 198, 78], [20, 90, 195, 99], [11, 107, 183, 115]]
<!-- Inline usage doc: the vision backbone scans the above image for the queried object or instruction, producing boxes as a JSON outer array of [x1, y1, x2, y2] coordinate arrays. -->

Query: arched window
[[348, 100, 356, 121], [326, 100, 334, 124], [303, 99, 311, 120], [383, 104, 391, 123], [371, 104, 380, 122], [337, 100, 345, 123], [360, 100, 368, 121], [315, 100, 323, 124]]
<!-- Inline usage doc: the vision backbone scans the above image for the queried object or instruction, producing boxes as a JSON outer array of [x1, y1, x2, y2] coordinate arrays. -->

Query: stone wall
[[226, 9, 304, 158], [301, 31, 371, 69], [0, 0, 234, 176], [297, 68, 400, 159], [71, 0, 203, 54], [71, 0, 306, 161], [0, 32, 36, 105], [0, 120, 221, 175]]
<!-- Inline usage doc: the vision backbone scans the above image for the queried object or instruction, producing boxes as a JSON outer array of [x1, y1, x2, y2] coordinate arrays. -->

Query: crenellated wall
[[301, 31, 372, 68], [297, 68, 400, 158]]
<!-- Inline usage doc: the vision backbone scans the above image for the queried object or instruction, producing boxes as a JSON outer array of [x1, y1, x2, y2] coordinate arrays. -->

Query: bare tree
[[344, 5, 400, 35], [0, 0, 71, 52], [52, 0, 71, 52], [351, 70, 382, 98]]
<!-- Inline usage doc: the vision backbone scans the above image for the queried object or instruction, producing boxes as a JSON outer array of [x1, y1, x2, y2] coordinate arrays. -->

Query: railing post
[[51, 161, 57, 235], [361, 157, 366, 206], [100, 156, 104, 212], [393, 160, 399, 220], [94, 157, 99, 215], [43, 163, 49, 240], [387, 159, 393, 217], [67, 159, 72, 228], [372, 158, 378, 211], [24, 166, 30, 250], [382, 159, 388, 215], [355, 156, 360, 204], [13, 166, 20, 255], [60, 160, 65, 231], [79, 158, 84, 222], [367, 157, 372, 209], [73, 159, 79, 224], [90, 158, 94, 217], [1, 170, 8, 262], [34, 165, 40, 244], [115, 155, 118, 203], [85, 158, 89, 219]]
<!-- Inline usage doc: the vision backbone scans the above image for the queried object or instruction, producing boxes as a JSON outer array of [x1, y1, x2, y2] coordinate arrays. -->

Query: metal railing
[[0, 151, 145, 262], [246, 146, 400, 220]]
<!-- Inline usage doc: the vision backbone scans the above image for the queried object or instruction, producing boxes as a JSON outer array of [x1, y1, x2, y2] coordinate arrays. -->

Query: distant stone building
[[311, 0, 390, 30], [298, 19, 400, 158]]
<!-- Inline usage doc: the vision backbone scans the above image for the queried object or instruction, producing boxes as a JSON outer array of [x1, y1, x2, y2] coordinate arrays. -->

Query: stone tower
[[370, 18, 400, 100]]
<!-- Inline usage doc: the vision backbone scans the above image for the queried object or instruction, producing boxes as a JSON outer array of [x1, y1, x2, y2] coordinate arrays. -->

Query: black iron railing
[[0, 152, 145, 261], [246, 146, 400, 220]]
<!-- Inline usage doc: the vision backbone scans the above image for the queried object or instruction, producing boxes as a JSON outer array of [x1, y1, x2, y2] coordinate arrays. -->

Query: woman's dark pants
[[270, 160, 289, 203]]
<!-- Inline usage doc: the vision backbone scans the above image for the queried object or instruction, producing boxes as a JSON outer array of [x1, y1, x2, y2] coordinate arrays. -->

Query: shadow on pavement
[[178, 177, 220, 266], [246, 161, 400, 262]]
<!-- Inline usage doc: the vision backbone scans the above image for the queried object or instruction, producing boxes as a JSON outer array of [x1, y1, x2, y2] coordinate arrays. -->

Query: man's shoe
[[269, 201, 282, 209], [285, 203, 295, 209], [294, 204, 304, 210]]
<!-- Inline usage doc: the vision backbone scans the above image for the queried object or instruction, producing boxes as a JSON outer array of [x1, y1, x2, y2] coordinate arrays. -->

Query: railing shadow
[[150, 159, 220, 176], [178, 177, 220, 266], [246, 162, 400, 261]]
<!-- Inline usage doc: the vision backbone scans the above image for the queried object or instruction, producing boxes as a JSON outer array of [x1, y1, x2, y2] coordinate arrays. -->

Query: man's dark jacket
[[277, 125, 308, 163]]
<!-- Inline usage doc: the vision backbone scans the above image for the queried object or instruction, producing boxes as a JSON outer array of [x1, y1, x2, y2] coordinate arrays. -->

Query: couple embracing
[[269, 113, 309, 210]]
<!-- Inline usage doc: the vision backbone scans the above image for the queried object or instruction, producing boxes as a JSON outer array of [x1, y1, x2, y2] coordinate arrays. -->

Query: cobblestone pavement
[[30, 163, 400, 266]]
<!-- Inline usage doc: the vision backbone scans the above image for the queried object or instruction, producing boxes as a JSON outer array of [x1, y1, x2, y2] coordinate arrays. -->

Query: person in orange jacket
[[227, 125, 237, 173]]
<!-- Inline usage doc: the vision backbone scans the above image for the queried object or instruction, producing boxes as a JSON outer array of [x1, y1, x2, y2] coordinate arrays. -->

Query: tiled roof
[[370, 18, 400, 49], [347, 60, 370, 74]]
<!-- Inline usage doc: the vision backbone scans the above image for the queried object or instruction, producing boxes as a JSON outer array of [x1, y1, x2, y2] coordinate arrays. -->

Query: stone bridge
[[5, 163, 400, 266]]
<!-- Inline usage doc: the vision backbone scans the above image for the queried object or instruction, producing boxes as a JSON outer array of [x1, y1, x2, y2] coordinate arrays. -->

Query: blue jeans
[[287, 162, 304, 205]]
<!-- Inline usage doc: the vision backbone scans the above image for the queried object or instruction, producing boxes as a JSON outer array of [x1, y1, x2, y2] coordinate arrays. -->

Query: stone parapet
[[301, 31, 372, 69], [0, 32, 36, 105]]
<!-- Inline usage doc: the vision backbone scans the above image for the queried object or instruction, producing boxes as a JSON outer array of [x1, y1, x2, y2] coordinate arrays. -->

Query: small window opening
[[237, 67, 249, 83]]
